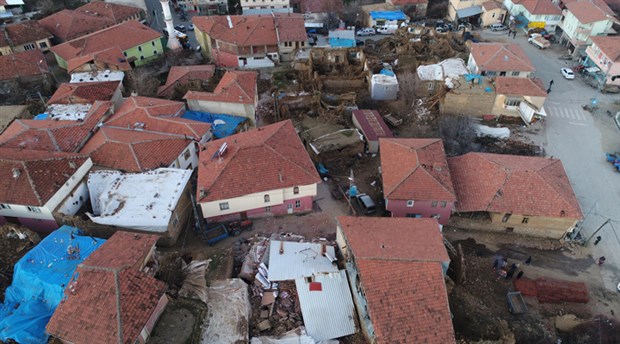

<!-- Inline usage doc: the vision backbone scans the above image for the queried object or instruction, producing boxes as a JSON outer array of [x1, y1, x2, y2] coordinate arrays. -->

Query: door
[[240, 211, 248, 220], [287, 204, 293, 214]]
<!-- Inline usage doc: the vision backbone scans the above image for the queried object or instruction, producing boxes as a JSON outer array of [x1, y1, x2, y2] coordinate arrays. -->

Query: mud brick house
[[157, 64, 215, 98], [0, 21, 53, 55], [46, 231, 168, 344], [387, 0, 428, 17], [0, 149, 92, 232], [50, 21, 163, 72], [448, 152, 583, 238], [0, 50, 52, 96], [336, 216, 455, 344], [196, 120, 321, 222], [184, 70, 258, 126], [467, 43, 535, 77], [193, 13, 307, 67], [39, 1, 144, 43], [380, 138, 456, 225]]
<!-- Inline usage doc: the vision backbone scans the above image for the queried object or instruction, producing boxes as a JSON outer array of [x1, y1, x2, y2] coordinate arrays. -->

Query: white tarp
[[250, 327, 339, 344], [475, 124, 510, 139], [268, 241, 338, 281], [201, 279, 251, 344], [70, 70, 125, 83], [47, 104, 92, 121], [417, 58, 469, 88], [370, 74, 399, 101], [87, 168, 192, 233]]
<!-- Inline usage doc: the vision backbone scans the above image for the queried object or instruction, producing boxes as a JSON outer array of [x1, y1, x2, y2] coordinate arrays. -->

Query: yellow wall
[[481, 8, 506, 27], [489, 212, 579, 239]]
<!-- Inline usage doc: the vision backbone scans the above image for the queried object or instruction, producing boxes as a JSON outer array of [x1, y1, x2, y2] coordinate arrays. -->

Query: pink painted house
[[379, 138, 456, 225], [197, 120, 321, 222], [586, 36, 620, 88]]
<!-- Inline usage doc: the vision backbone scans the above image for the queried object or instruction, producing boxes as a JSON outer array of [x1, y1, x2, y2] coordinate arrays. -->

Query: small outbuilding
[[351, 109, 393, 153], [370, 69, 399, 100]]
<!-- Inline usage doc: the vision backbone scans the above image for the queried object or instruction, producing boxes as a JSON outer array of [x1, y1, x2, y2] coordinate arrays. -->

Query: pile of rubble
[[0, 224, 40, 301]]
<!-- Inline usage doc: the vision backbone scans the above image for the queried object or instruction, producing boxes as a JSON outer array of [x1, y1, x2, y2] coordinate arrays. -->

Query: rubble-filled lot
[[0, 224, 40, 302], [444, 228, 620, 343]]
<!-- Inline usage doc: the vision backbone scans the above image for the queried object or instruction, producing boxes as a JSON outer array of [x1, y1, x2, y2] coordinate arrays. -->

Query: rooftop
[[48, 81, 121, 105], [70, 70, 125, 83], [298, 0, 344, 13], [513, 0, 562, 14], [494, 76, 547, 97], [352, 110, 393, 141], [197, 120, 320, 202], [0, 49, 49, 81], [80, 231, 159, 270], [0, 105, 29, 134], [590, 36, 620, 61], [380, 138, 456, 202], [157, 65, 215, 98], [2, 21, 52, 46], [184, 70, 257, 105], [46, 104, 93, 121], [470, 43, 535, 72], [482, 0, 502, 10], [566, 1, 612, 23], [0, 148, 88, 206], [87, 168, 192, 232], [268, 240, 338, 281], [79, 126, 193, 172], [448, 152, 583, 218]]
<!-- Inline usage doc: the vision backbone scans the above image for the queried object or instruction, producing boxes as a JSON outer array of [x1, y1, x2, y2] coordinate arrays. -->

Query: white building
[[370, 70, 399, 100], [0, 149, 92, 232], [503, 0, 562, 31], [241, 0, 291, 14]]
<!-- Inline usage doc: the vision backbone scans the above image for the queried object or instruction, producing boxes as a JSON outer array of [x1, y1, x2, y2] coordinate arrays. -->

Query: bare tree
[[124, 68, 161, 97], [439, 115, 480, 156]]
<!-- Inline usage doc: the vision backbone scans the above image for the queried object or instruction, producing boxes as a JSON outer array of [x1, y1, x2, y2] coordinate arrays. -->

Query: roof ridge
[[479, 154, 511, 211], [385, 141, 420, 197], [536, 160, 579, 213], [128, 142, 143, 171], [21, 160, 44, 205]]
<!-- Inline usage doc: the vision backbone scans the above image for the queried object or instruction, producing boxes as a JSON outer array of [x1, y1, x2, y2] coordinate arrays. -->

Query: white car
[[356, 28, 375, 36], [561, 68, 575, 80]]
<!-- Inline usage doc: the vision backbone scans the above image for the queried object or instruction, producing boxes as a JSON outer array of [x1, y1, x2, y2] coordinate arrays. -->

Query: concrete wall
[[241, 0, 290, 10], [489, 212, 579, 238], [169, 142, 200, 170], [205, 195, 314, 222], [481, 8, 505, 27], [200, 183, 318, 220], [492, 94, 546, 117], [440, 90, 495, 116], [186, 99, 257, 126], [386, 199, 453, 225]]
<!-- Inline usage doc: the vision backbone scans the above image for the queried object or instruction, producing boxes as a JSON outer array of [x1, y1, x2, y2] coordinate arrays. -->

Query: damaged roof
[[0, 49, 48, 81], [196, 120, 320, 202], [2, 21, 52, 47], [448, 152, 583, 219], [268, 240, 338, 281], [380, 138, 456, 202], [184, 70, 257, 105], [48, 81, 121, 105], [157, 64, 215, 98]]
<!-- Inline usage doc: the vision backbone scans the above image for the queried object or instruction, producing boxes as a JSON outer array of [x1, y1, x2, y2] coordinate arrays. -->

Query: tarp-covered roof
[[182, 111, 248, 139], [369, 10, 407, 20], [457, 5, 483, 18]]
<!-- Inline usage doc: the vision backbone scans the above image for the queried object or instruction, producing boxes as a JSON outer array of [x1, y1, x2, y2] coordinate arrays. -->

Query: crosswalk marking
[[545, 106, 588, 123]]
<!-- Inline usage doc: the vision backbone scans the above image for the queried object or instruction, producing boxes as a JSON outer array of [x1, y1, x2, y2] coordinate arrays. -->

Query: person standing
[[516, 271, 524, 279], [594, 236, 602, 245], [525, 256, 532, 265]]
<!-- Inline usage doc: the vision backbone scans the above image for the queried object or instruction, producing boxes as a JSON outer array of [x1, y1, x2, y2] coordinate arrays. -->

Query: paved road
[[144, 0, 199, 49], [481, 29, 620, 291]]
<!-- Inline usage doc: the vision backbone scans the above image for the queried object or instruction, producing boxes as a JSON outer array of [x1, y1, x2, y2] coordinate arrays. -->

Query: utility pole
[[585, 218, 610, 246]]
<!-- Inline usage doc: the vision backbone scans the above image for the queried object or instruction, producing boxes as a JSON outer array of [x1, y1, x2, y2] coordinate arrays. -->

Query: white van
[[489, 23, 507, 31], [376, 25, 398, 35]]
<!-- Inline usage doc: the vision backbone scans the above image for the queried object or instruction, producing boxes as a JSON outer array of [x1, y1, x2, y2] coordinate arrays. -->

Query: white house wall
[[200, 183, 317, 217], [170, 142, 199, 169], [0, 204, 55, 222], [46, 158, 93, 213], [55, 181, 90, 216], [187, 99, 256, 126]]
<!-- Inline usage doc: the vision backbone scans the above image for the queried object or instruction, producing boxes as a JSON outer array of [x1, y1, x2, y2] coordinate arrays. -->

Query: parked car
[[489, 23, 507, 31], [356, 27, 375, 36], [561, 68, 575, 80], [376, 25, 398, 35], [188, 24, 194, 31], [356, 193, 376, 214], [174, 25, 187, 32]]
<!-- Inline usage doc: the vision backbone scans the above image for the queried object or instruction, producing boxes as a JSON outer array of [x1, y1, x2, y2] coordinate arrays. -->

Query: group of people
[[493, 255, 531, 281]]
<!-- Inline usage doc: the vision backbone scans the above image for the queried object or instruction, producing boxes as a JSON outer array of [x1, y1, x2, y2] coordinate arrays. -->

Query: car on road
[[174, 25, 187, 33], [561, 68, 575, 80], [489, 23, 507, 31], [356, 28, 375, 36], [376, 25, 398, 35]]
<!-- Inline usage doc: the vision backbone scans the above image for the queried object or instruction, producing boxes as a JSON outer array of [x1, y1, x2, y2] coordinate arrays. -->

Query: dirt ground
[[445, 227, 620, 343]]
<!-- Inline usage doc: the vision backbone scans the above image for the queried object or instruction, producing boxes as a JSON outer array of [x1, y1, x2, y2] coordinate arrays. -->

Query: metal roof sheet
[[268, 240, 338, 281], [295, 271, 357, 341]]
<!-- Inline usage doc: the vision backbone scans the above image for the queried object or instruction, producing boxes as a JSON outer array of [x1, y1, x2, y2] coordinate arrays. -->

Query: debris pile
[[514, 277, 589, 303], [0, 224, 40, 301]]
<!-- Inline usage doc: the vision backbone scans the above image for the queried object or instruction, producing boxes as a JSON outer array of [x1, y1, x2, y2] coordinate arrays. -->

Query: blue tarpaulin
[[182, 111, 248, 139], [33, 113, 48, 120], [380, 69, 395, 77], [0, 226, 105, 344], [513, 14, 529, 28], [369, 10, 407, 20], [329, 38, 356, 48]]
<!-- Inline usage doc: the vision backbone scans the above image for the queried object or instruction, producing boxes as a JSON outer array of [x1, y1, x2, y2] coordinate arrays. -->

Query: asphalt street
[[481, 29, 620, 291], [144, 0, 199, 49]]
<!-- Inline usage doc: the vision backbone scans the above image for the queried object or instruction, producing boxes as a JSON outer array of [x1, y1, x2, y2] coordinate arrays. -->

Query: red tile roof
[[157, 65, 215, 98], [495, 76, 547, 97], [80, 231, 159, 270], [298, 0, 344, 13], [39, 2, 143, 41], [66, 46, 131, 73], [351, 110, 393, 141], [591, 36, 620, 61], [482, 0, 502, 10], [3, 21, 52, 46], [79, 126, 193, 172], [448, 152, 583, 218], [470, 43, 535, 72], [105, 96, 211, 140], [0, 148, 88, 206], [0, 49, 49, 81], [0, 101, 113, 152], [197, 120, 320, 202], [50, 21, 161, 65], [380, 138, 456, 202], [184, 70, 257, 105], [193, 13, 306, 47], [514, 0, 562, 14], [564, 0, 616, 15], [337, 216, 454, 344], [566, 1, 612, 23], [48, 81, 121, 105]]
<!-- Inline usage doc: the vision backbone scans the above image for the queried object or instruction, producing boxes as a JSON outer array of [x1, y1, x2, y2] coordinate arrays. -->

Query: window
[[431, 214, 441, 219], [0, 204, 11, 210], [511, 71, 520, 76], [504, 98, 521, 107], [183, 149, 191, 160], [138, 46, 142, 52], [522, 217, 529, 224], [23, 43, 36, 51], [265, 206, 271, 212], [440, 201, 447, 208], [502, 213, 512, 222], [152, 41, 156, 46], [39, 42, 48, 49], [295, 200, 301, 208], [431, 201, 438, 207], [293, 186, 299, 194], [406, 200, 414, 207], [140, 55, 144, 60], [123, 52, 127, 57], [264, 194, 270, 203], [27, 206, 42, 213], [154, 50, 157, 54], [219, 202, 229, 210], [406, 213, 421, 218]]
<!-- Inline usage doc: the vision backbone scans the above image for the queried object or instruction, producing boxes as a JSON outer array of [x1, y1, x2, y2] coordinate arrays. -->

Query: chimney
[[12, 168, 20, 179], [227, 15, 233, 29]]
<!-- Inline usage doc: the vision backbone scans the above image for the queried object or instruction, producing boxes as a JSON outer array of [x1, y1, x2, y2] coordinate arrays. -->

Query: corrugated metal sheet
[[295, 271, 357, 341], [268, 240, 338, 281]]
